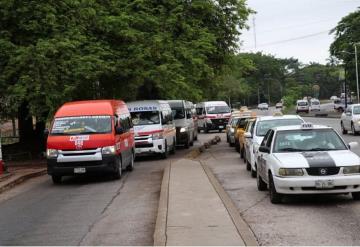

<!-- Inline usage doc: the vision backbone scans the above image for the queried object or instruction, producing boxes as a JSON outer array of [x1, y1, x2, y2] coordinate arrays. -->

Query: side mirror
[[44, 129, 49, 136], [115, 126, 125, 134], [244, 132, 252, 138], [348, 142, 359, 150], [259, 146, 270, 153]]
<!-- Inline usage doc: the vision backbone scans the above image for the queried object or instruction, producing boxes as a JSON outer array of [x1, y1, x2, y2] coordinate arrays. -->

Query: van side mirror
[[116, 126, 125, 134], [259, 146, 270, 153], [44, 129, 49, 136]]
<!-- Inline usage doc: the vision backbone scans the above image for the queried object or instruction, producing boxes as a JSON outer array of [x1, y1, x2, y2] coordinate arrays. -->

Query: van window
[[162, 109, 173, 124], [206, 105, 230, 114], [130, 111, 160, 126], [196, 108, 203, 115], [51, 116, 112, 135], [120, 116, 131, 131], [172, 108, 185, 119], [297, 101, 308, 106]]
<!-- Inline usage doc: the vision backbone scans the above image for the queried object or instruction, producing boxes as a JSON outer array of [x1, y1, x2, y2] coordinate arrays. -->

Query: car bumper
[[135, 139, 165, 155], [205, 122, 227, 130], [296, 109, 309, 112], [47, 155, 117, 176], [273, 175, 360, 194]]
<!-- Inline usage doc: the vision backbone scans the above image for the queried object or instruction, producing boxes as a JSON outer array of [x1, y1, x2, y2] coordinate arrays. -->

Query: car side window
[[261, 130, 271, 146], [196, 108, 203, 115], [120, 115, 130, 131], [250, 121, 255, 135], [266, 130, 274, 148]]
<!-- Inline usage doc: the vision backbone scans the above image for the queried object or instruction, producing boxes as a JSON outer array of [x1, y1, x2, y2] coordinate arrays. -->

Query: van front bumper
[[135, 139, 165, 156], [47, 155, 117, 176]]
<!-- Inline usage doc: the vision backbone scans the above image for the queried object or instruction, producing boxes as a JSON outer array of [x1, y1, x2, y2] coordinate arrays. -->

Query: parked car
[[46, 100, 135, 184], [340, 104, 360, 135], [128, 100, 176, 158], [296, 100, 309, 113], [330, 96, 338, 100], [257, 103, 269, 110], [257, 123, 360, 204], [167, 100, 196, 148], [309, 99, 321, 111], [275, 102, 283, 109], [196, 101, 231, 133]]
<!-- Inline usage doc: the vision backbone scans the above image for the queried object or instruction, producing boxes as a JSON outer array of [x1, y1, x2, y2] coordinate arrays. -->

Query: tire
[[246, 160, 251, 171], [194, 130, 198, 141], [251, 167, 256, 178], [113, 156, 122, 179], [184, 136, 190, 149], [269, 173, 282, 204], [170, 138, 176, 154], [352, 123, 358, 135], [161, 142, 169, 159], [190, 133, 194, 146], [257, 172, 267, 191], [352, 192, 360, 200], [52, 175, 62, 184], [341, 122, 348, 134], [127, 153, 134, 172], [240, 147, 244, 158]]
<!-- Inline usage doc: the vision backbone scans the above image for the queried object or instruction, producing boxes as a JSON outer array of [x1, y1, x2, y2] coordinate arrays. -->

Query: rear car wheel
[[113, 156, 122, 179], [352, 123, 358, 135], [127, 153, 134, 172], [52, 175, 62, 184], [257, 172, 267, 191], [341, 122, 348, 134], [269, 173, 282, 204], [251, 165, 257, 178], [246, 160, 251, 171], [352, 192, 360, 200]]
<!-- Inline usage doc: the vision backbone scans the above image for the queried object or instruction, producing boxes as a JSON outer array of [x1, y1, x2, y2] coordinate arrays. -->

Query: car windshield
[[273, 129, 347, 152], [311, 101, 320, 105], [51, 116, 112, 135], [171, 108, 185, 119], [256, 119, 303, 136], [298, 101, 308, 106], [206, 106, 230, 114], [353, 106, 360, 115], [131, 111, 160, 125]]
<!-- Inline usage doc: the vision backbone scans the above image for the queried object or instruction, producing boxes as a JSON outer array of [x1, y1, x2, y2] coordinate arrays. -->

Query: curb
[[201, 163, 258, 246], [0, 169, 47, 195]]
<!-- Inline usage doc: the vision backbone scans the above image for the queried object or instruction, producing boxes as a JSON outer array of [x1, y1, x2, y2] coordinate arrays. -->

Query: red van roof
[[55, 100, 126, 117]]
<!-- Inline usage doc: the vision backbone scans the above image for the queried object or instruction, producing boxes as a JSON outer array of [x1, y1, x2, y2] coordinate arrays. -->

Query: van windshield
[[297, 101, 308, 106], [206, 106, 230, 114], [131, 111, 160, 125], [311, 101, 320, 105], [51, 116, 112, 135], [171, 108, 185, 119]]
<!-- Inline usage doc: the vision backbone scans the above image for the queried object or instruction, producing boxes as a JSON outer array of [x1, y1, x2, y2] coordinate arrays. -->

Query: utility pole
[[252, 16, 257, 50], [355, 43, 359, 103]]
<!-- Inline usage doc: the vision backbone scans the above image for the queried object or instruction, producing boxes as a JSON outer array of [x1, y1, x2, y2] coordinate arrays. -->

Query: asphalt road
[[201, 109, 360, 245], [0, 134, 213, 245]]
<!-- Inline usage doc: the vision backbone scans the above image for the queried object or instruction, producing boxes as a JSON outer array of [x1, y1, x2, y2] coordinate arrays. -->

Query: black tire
[[113, 156, 122, 179], [52, 175, 62, 184], [352, 192, 360, 200], [240, 147, 244, 158], [341, 122, 348, 134], [352, 123, 358, 135], [170, 138, 176, 154], [251, 167, 256, 178], [269, 173, 282, 204], [190, 133, 194, 146], [246, 160, 251, 171], [161, 142, 169, 159], [257, 172, 267, 191], [127, 153, 134, 172]]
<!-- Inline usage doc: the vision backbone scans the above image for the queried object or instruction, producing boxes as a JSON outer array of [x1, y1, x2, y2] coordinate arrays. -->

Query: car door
[[248, 121, 257, 165], [259, 130, 274, 182], [345, 106, 352, 129]]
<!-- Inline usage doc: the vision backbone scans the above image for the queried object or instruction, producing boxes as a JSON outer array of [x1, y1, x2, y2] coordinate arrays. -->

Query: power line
[[259, 18, 336, 33]]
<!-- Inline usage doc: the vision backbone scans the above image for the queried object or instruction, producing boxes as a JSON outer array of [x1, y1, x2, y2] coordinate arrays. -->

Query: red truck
[[46, 100, 135, 184]]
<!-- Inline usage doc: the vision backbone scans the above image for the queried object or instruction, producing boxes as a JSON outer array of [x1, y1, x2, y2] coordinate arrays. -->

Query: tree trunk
[[18, 102, 34, 144]]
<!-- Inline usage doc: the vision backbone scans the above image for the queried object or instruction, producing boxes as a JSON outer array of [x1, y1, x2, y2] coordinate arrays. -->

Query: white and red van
[[127, 100, 176, 158], [196, 101, 231, 132], [46, 100, 135, 184]]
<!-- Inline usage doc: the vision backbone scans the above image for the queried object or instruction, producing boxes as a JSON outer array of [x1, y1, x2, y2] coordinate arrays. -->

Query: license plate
[[74, 167, 86, 174], [315, 179, 334, 189], [219, 126, 224, 129]]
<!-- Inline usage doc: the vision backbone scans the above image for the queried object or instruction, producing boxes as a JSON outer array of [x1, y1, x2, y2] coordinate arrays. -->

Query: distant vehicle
[[257, 123, 360, 204], [128, 100, 176, 158], [257, 103, 269, 110], [330, 96, 338, 100], [309, 99, 321, 111], [196, 101, 231, 133], [275, 102, 283, 109], [46, 100, 135, 184], [296, 100, 309, 113], [341, 104, 360, 135], [167, 100, 196, 148], [188, 102, 198, 141], [244, 115, 304, 178], [334, 99, 352, 112]]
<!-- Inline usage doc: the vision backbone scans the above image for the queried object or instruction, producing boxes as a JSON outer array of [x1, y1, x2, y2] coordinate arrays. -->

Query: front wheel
[[257, 172, 267, 191], [251, 165, 257, 178], [246, 160, 251, 171], [52, 175, 62, 184], [341, 122, 348, 134], [161, 142, 169, 159], [127, 153, 134, 172], [352, 123, 358, 135], [113, 156, 122, 179], [269, 173, 282, 204]]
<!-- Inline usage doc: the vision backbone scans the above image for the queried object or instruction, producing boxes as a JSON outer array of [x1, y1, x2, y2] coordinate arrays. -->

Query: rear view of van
[[46, 100, 135, 184], [167, 100, 196, 148], [128, 100, 176, 158]]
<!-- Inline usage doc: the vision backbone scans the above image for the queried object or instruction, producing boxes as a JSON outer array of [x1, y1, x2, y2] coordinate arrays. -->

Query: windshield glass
[[298, 101, 308, 106], [256, 119, 303, 136], [273, 129, 347, 152], [51, 116, 112, 135], [206, 106, 230, 114], [354, 106, 360, 115], [131, 111, 160, 125], [171, 108, 185, 119], [311, 101, 320, 105]]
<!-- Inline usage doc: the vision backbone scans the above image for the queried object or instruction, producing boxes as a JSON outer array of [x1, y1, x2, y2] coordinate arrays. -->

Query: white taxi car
[[340, 104, 360, 135], [244, 115, 304, 178], [256, 123, 360, 204]]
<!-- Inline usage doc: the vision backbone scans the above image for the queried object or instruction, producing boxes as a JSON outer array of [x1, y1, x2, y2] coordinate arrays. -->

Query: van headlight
[[278, 168, 304, 176], [230, 128, 235, 133], [46, 149, 59, 158], [343, 165, 360, 174], [102, 145, 116, 155], [180, 127, 187, 133], [152, 132, 163, 140]]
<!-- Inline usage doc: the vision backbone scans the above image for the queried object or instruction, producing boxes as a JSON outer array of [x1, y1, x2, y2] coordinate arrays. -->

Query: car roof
[[256, 115, 302, 121], [273, 124, 332, 132]]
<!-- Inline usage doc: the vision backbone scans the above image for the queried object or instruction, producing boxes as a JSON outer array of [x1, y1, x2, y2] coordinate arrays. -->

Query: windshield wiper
[[277, 147, 303, 152], [306, 148, 336, 151]]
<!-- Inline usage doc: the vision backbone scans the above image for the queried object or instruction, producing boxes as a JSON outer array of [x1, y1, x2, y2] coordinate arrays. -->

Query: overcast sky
[[240, 0, 360, 64]]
